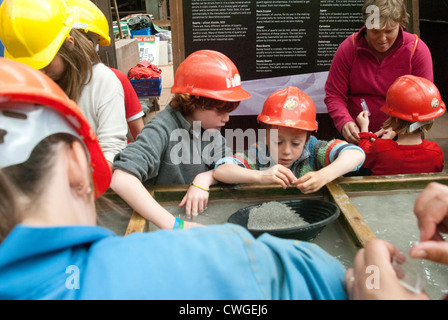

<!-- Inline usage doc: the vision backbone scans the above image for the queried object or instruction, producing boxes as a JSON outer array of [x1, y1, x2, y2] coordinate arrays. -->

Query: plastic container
[[392, 248, 427, 294], [130, 78, 162, 97], [227, 199, 340, 241], [130, 27, 152, 39]]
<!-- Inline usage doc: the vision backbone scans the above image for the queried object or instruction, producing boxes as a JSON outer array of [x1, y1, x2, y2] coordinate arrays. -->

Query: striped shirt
[[215, 136, 364, 177]]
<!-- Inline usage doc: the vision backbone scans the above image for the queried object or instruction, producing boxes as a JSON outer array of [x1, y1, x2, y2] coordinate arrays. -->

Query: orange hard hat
[[0, 58, 111, 198], [258, 86, 318, 131], [381, 75, 446, 122], [171, 50, 251, 102]]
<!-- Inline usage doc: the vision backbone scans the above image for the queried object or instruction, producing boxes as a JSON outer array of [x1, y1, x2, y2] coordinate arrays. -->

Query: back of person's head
[[56, 28, 101, 101], [258, 86, 318, 134], [381, 75, 446, 134], [0, 0, 74, 69], [170, 50, 251, 116], [362, 0, 410, 29], [0, 58, 111, 242]]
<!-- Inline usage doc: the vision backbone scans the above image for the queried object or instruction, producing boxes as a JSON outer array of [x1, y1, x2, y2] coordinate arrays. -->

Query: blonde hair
[[362, 0, 410, 28], [382, 116, 434, 135], [55, 29, 101, 101], [170, 93, 239, 117]]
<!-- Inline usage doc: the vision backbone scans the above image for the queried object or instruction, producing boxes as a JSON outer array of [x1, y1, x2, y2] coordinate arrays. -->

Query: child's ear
[[65, 35, 75, 48], [67, 141, 91, 196]]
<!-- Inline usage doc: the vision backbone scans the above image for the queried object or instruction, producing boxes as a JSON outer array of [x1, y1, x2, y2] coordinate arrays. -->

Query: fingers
[[179, 187, 209, 217], [414, 183, 448, 242], [261, 165, 297, 188], [185, 199, 208, 217], [275, 166, 297, 188], [374, 128, 384, 137], [410, 241, 448, 265], [342, 122, 360, 144], [295, 172, 325, 194]]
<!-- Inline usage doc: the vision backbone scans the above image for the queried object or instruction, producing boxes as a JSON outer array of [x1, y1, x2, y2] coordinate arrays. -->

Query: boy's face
[[267, 125, 308, 168], [191, 108, 230, 131]]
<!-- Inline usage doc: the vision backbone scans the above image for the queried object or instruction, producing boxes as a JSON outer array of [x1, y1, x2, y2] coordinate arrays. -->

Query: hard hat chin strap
[[409, 120, 432, 133]]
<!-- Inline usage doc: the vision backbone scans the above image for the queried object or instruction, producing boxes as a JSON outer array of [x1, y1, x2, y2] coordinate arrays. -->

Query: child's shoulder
[[422, 139, 444, 152]]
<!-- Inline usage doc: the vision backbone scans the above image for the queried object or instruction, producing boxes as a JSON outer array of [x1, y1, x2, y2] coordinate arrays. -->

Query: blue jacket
[[0, 223, 347, 300]]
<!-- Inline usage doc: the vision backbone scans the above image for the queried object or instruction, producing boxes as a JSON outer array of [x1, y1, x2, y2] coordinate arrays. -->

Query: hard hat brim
[[171, 86, 252, 102]]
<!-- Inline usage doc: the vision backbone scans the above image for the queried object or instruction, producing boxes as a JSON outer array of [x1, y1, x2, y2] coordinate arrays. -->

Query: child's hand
[[294, 170, 329, 194], [356, 111, 370, 132], [182, 220, 203, 229], [374, 127, 396, 140], [259, 165, 297, 189], [179, 185, 209, 217]]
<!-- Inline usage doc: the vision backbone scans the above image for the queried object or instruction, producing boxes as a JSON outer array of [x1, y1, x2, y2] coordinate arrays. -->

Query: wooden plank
[[326, 182, 376, 247], [124, 189, 155, 235], [124, 211, 147, 235], [335, 172, 448, 185], [169, 0, 185, 73], [333, 173, 448, 193]]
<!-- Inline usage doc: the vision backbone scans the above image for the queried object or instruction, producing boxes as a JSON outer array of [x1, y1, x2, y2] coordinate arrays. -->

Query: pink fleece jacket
[[325, 27, 433, 133]]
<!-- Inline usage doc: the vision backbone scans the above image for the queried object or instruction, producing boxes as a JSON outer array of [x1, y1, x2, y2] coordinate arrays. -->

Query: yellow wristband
[[190, 183, 209, 192]]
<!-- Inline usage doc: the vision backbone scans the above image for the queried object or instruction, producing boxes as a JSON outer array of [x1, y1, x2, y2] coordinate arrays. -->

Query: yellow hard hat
[[67, 0, 111, 46], [0, 0, 75, 70]]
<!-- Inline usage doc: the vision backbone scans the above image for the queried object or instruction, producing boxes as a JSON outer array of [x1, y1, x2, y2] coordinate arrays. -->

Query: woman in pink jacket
[[325, 0, 433, 144]]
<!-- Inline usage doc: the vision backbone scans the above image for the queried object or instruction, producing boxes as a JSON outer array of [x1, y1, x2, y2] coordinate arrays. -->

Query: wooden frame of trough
[[105, 172, 448, 248]]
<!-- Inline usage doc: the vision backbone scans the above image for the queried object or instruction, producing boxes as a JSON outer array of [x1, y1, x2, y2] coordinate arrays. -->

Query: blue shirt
[[0, 224, 348, 300]]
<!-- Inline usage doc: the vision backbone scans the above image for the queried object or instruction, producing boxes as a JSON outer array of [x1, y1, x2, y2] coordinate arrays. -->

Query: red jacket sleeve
[[324, 35, 356, 133]]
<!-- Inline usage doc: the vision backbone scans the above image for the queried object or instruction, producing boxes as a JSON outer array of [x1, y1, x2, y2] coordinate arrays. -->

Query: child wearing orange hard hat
[[111, 50, 251, 230], [356, 75, 446, 175], [214, 86, 365, 194]]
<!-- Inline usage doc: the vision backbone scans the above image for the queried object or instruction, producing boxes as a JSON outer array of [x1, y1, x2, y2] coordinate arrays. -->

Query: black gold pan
[[227, 199, 340, 241]]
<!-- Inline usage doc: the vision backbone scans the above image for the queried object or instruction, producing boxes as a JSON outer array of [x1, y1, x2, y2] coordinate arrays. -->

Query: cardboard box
[[158, 40, 168, 66], [115, 39, 140, 76]]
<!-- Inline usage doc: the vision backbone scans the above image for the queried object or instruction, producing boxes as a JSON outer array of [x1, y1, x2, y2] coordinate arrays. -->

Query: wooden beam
[[406, 0, 420, 35], [169, 0, 185, 74], [124, 211, 147, 235], [92, 0, 118, 68], [326, 182, 376, 247]]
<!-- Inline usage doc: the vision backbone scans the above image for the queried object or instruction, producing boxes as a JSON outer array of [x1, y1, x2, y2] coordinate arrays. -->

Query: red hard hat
[[0, 57, 111, 198], [171, 50, 251, 102], [257, 86, 318, 131], [381, 75, 446, 122]]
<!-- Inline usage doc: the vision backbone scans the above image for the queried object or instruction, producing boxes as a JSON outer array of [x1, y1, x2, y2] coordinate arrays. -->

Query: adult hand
[[341, 121, 360, 144], [410, 183, 448, 265], [345, 239, 430, 300]]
